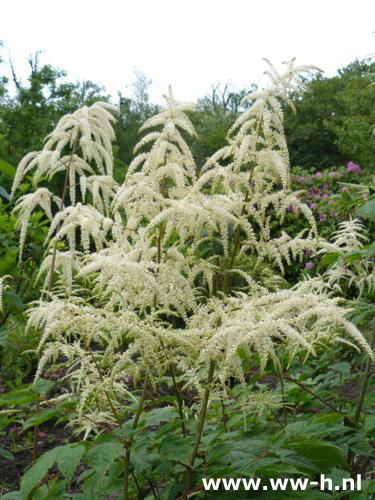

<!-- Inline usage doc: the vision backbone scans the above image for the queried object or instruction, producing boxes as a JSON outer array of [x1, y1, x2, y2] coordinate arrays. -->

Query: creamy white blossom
[[320, 218, 375, 296], [12, 60, 373, 437], [12, 188, 61, 261]]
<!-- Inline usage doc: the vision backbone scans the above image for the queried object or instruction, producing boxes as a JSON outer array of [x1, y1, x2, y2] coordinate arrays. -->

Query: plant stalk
[[354, 318, 375, 424], [124, 376, 149, 500], [182, 361, 215, 499], [285, 375, 339, 413]]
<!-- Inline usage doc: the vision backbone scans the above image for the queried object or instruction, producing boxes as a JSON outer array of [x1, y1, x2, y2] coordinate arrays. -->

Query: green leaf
[[0, 446, 14, 460], [255, 463, 303, 477], [0, 186, 10, 200], [0, 159, 16, 179], [86, 442, 123, 476], [0, 328, 8, 347], [20, 443, 85, 497], [365, 415, 375, 434], [0, 388, 37, 406], [3, 291, 24, 310], [364, 241, 375, 258], [144, 407, 177, 426], [55, 444, 85, 482], [356, 197, 375, 221], [159, 435, 191, 464], [284, 440, 347, 472], [331, 362, 351, 376], [0, 492, 22, 500], [33, 378, 55, 397], [21, 447, 59, 497], [319, 253, 340, 268], [22, 408, 59, 432]]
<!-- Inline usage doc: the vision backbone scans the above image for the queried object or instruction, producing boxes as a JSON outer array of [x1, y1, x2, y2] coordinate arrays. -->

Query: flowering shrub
[[3, 60, 375, 499]]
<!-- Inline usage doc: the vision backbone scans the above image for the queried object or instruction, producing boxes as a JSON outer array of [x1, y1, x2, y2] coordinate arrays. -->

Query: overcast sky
[[1, 1, 375, 104]]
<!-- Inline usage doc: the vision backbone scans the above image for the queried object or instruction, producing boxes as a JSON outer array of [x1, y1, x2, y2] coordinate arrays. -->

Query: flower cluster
[[8, 60, 374, 437], [10, 101, 118, 265], [319, 218, 375, 297]]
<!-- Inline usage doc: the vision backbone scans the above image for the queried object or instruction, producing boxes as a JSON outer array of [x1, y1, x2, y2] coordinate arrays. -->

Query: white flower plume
[[13, 188, 61, 261], [320, 218, 375, 296], [12, 60, 374, 438], [11, 101, 117, 198], [47, 203, 113, 253]]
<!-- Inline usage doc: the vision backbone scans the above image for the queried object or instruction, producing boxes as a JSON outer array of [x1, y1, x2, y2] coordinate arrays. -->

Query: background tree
[[114, 71, 160, 182], [0, 51, 108, 192], [189, 83, 256, 167], [284, 59, 375, 171]]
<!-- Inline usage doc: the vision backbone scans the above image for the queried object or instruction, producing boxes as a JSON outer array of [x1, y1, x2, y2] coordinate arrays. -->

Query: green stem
[[124, 376, 149, 500], [222, 191, 249, 295], [159, 338, 186, 438], [90, 351, 121, 425], [182, 361, 215, 499], [220, 397, 228, 432], [285, 376, 339, 413], [277, 362, 287, 426], [222, 162, 256, 295], [347, 319, 375, 469], [170, 364, 187, 437], [31, 394, 40, 464], [354, 318, 375, 424]]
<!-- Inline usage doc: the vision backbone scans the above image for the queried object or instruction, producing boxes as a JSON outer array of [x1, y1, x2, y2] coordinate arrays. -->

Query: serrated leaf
[[255, 463, 302, 477], [86, 442, 123, 475], [56, 444, 85, 482], [144, 407, 177, 426], [0, 388, 37, 406], [22, 408, 59, 431], [159, 435, 191, 464], [20, 443, 85, 497], [284, 440, 347, 472], [331, 362, 351, 376], [21, 447, 59, 497]]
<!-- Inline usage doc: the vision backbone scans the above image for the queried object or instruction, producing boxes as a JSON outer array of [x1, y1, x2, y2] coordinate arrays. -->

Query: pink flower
[[331, 211, 337, 217], [323, 194, 329, 199], [319, 213, 326, 221], [347, 161, 361, 173], [315, 172, 322, 178], [328, 200, 334, 205], [310, 203, 317, 209], [305, 261, 314, 271], [341, 187, 348, 193]]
